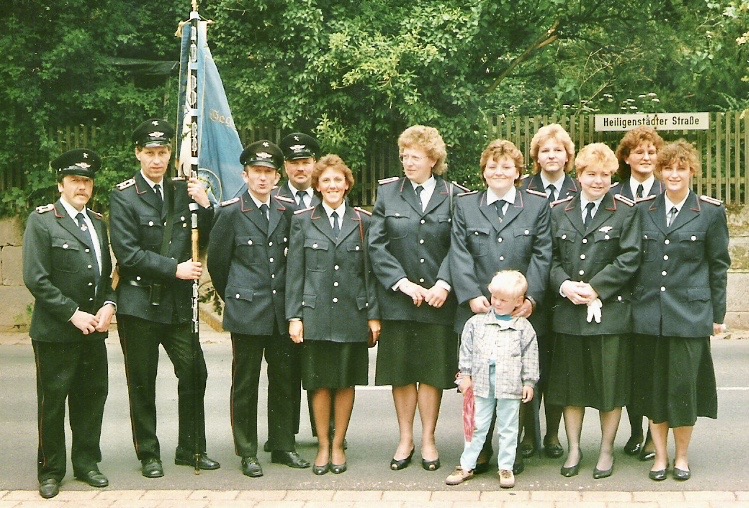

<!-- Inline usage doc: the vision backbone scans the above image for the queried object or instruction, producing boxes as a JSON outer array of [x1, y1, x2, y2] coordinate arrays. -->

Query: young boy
[[446, 270, 539, 488]]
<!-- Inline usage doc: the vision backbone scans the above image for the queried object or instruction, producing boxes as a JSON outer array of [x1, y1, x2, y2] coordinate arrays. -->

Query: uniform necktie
[[259, 203, 269, 222], [636, 184, 644, 199], [546, 184, 556, 203], [154, 184, 163, 212], [667, 206, 678, 227], [296, 190, 306, 208], [495, 200, 507, 218], [415, 185, 424, 210], [583, 202, 595, 228], [76, 212, 100, 286], [331, 211, 340, 239]]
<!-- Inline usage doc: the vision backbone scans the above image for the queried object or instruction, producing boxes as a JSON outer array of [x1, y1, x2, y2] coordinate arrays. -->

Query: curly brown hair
[[655, 140, 699, 178], [311, 154, 355, 198], [615, 126, 665, 180], [398, 125, 448, 176], [479, 139, 524, 187]]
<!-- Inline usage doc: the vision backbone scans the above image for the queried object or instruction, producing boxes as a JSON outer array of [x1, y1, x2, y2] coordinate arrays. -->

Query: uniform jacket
[[286, 204, 379, 343], [450, 189, 552, 334], [368, 176, 460, 326], [550, 192, 641, 336], [521, 173, 579, 201], [610, 178, 664, 201], [207, 192, 294, 335], [459, 312, 539, 399], [110, 172, 214, 324], [23, 201, 115, 342], [632, 192, 730, 337], [274, 182, 321, 207]]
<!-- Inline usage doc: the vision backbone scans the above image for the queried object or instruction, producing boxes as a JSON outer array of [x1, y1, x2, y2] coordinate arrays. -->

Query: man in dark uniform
[[274, 132, 321, 209], [23, 149, 116, 499], [110, 119, 219, 478], [207, 140, 310, 477]]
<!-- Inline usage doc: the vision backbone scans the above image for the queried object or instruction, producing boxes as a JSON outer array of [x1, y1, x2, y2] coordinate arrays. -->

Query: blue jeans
[[460, 364, 520, 471]]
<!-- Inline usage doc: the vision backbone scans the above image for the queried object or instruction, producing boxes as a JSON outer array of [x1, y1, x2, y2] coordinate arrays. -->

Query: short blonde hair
[[312, 154, 355, 198], [479, 139, 524, 186], [615, 126, 665, 180], [655, 140, 700, 178], [529, 124, 575, 174], [575, 143, 618, 174], [398, 125, 448, 176], [487, 270, 528, 300]]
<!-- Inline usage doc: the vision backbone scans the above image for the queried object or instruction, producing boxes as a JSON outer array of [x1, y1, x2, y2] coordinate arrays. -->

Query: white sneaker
[[499, 469, 515, 488], [445, 467, 474, 485]]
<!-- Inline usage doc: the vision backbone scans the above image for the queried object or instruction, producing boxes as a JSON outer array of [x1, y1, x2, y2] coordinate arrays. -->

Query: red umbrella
[[463, 385, 476, 442]]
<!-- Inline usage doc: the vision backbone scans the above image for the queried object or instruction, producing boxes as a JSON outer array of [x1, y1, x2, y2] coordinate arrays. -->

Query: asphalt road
[[1, 332, 747, 493]]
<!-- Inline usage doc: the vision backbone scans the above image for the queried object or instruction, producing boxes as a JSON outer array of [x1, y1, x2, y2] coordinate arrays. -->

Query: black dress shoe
[[75, 470, 109, 488], [331, 462, 347, 474], [241, 456, 263, 477], [592, 462, 614, 479], [649, 468, 667, 481], [543, 436, 565, 459], [141, 458, 164, 478], [38, 478, 59, 499], [421, 457, 440, 471], [672, 467, 691, 481], [312, 463, 329, 475], [624, 435, 643, 456], [520, 442, 536, 458], [560, 451, 582, 477], [638, 448, 656, 461], [175, 452, 221, 470], [390, 448, 414, 470], [513, 459, 525, 475], [271, 450, 310, 468]]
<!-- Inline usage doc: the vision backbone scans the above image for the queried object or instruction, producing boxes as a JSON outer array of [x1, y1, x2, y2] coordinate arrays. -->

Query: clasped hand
[[400, 280, 447, 308]]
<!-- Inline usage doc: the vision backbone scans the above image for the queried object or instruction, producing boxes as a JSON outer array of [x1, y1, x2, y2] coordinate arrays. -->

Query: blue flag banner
[[177, 20, 245, 204]]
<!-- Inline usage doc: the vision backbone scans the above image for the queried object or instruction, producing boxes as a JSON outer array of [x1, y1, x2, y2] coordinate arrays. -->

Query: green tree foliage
[[0, 0, 746, 216]]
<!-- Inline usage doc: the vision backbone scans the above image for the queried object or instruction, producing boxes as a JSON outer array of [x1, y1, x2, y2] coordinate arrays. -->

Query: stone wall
[[0, 217, 34, 331]]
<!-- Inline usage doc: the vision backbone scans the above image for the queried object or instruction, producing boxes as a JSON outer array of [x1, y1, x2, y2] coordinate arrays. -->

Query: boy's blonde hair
[[487, 270, 528, 300]]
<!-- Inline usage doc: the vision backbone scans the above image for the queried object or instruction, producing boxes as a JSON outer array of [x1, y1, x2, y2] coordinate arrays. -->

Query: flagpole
[[184, 0, 202, 475]]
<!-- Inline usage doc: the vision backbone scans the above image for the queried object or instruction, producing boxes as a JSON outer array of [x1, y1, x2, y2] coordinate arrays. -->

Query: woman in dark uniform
[[286, 154, 381, 475], [547, 143, 641, 479], [369, 125, 461, 471], [631, 140, 729, 481], [613, 125, 665, 461], [450, 139, 552, 473]]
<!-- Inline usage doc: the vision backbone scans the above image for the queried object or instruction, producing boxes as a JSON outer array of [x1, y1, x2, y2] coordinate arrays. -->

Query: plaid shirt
[[459, 311, 539, 399]]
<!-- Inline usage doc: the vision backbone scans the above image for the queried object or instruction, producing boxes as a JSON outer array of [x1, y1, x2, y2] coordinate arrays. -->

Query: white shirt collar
[[630, 175, 655, 197], [664, 193, 688, 213], [288, 182, 313, 197], [322, 201, 346, 218], [540, 174, 563, 193], [486, 186, 516, 206], [140, 171, 163, 190], [59, 197, 87, 219], [248, 192, 271, 209], [411, 176, 436, 193], [580, 195, 604, 214]]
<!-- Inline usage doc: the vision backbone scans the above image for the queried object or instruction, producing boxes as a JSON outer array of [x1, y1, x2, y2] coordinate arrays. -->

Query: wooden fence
[[5, 111, 747, 209]]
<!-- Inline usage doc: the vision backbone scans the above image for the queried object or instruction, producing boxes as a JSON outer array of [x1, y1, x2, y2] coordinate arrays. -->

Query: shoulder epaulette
[[525, 189, 547, 198], [36, 204, 54, 214], [88, 209, 103, 219], [551, 196, 574, 207], [451, 181, 471, 193], [354, 206, 372, 216], [635, 195, 656, 203], [171, 176, 186, 181], [272, 185, 280, 190], [520, 174, 529, 180], [220, 197, 240, 207], [294, 206, 315, 215], [458, 190, 478, 197], [116, 178, 135, 191], [274, 195, 295, 204], [700, 195, 723, 206], [614, 194, 635, 207], [610, 181, 620, 188], [378, 176, 400, 185]]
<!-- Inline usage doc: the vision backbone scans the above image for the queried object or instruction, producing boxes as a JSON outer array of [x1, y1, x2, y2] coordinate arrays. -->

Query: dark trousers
[[118, 315, 208, 461], [33, 340, 108, 482], [230, 332, 300, 457]]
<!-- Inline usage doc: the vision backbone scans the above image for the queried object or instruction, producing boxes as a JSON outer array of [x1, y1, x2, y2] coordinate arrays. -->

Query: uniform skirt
[[630, 334, 717, 427], [301, 340, 369, 391], [374, 320, 458, 389], [547, 333, 631, 412]]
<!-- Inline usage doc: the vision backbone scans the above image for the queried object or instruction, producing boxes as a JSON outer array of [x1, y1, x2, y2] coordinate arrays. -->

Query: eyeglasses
[[399, 154, 426, 163]]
